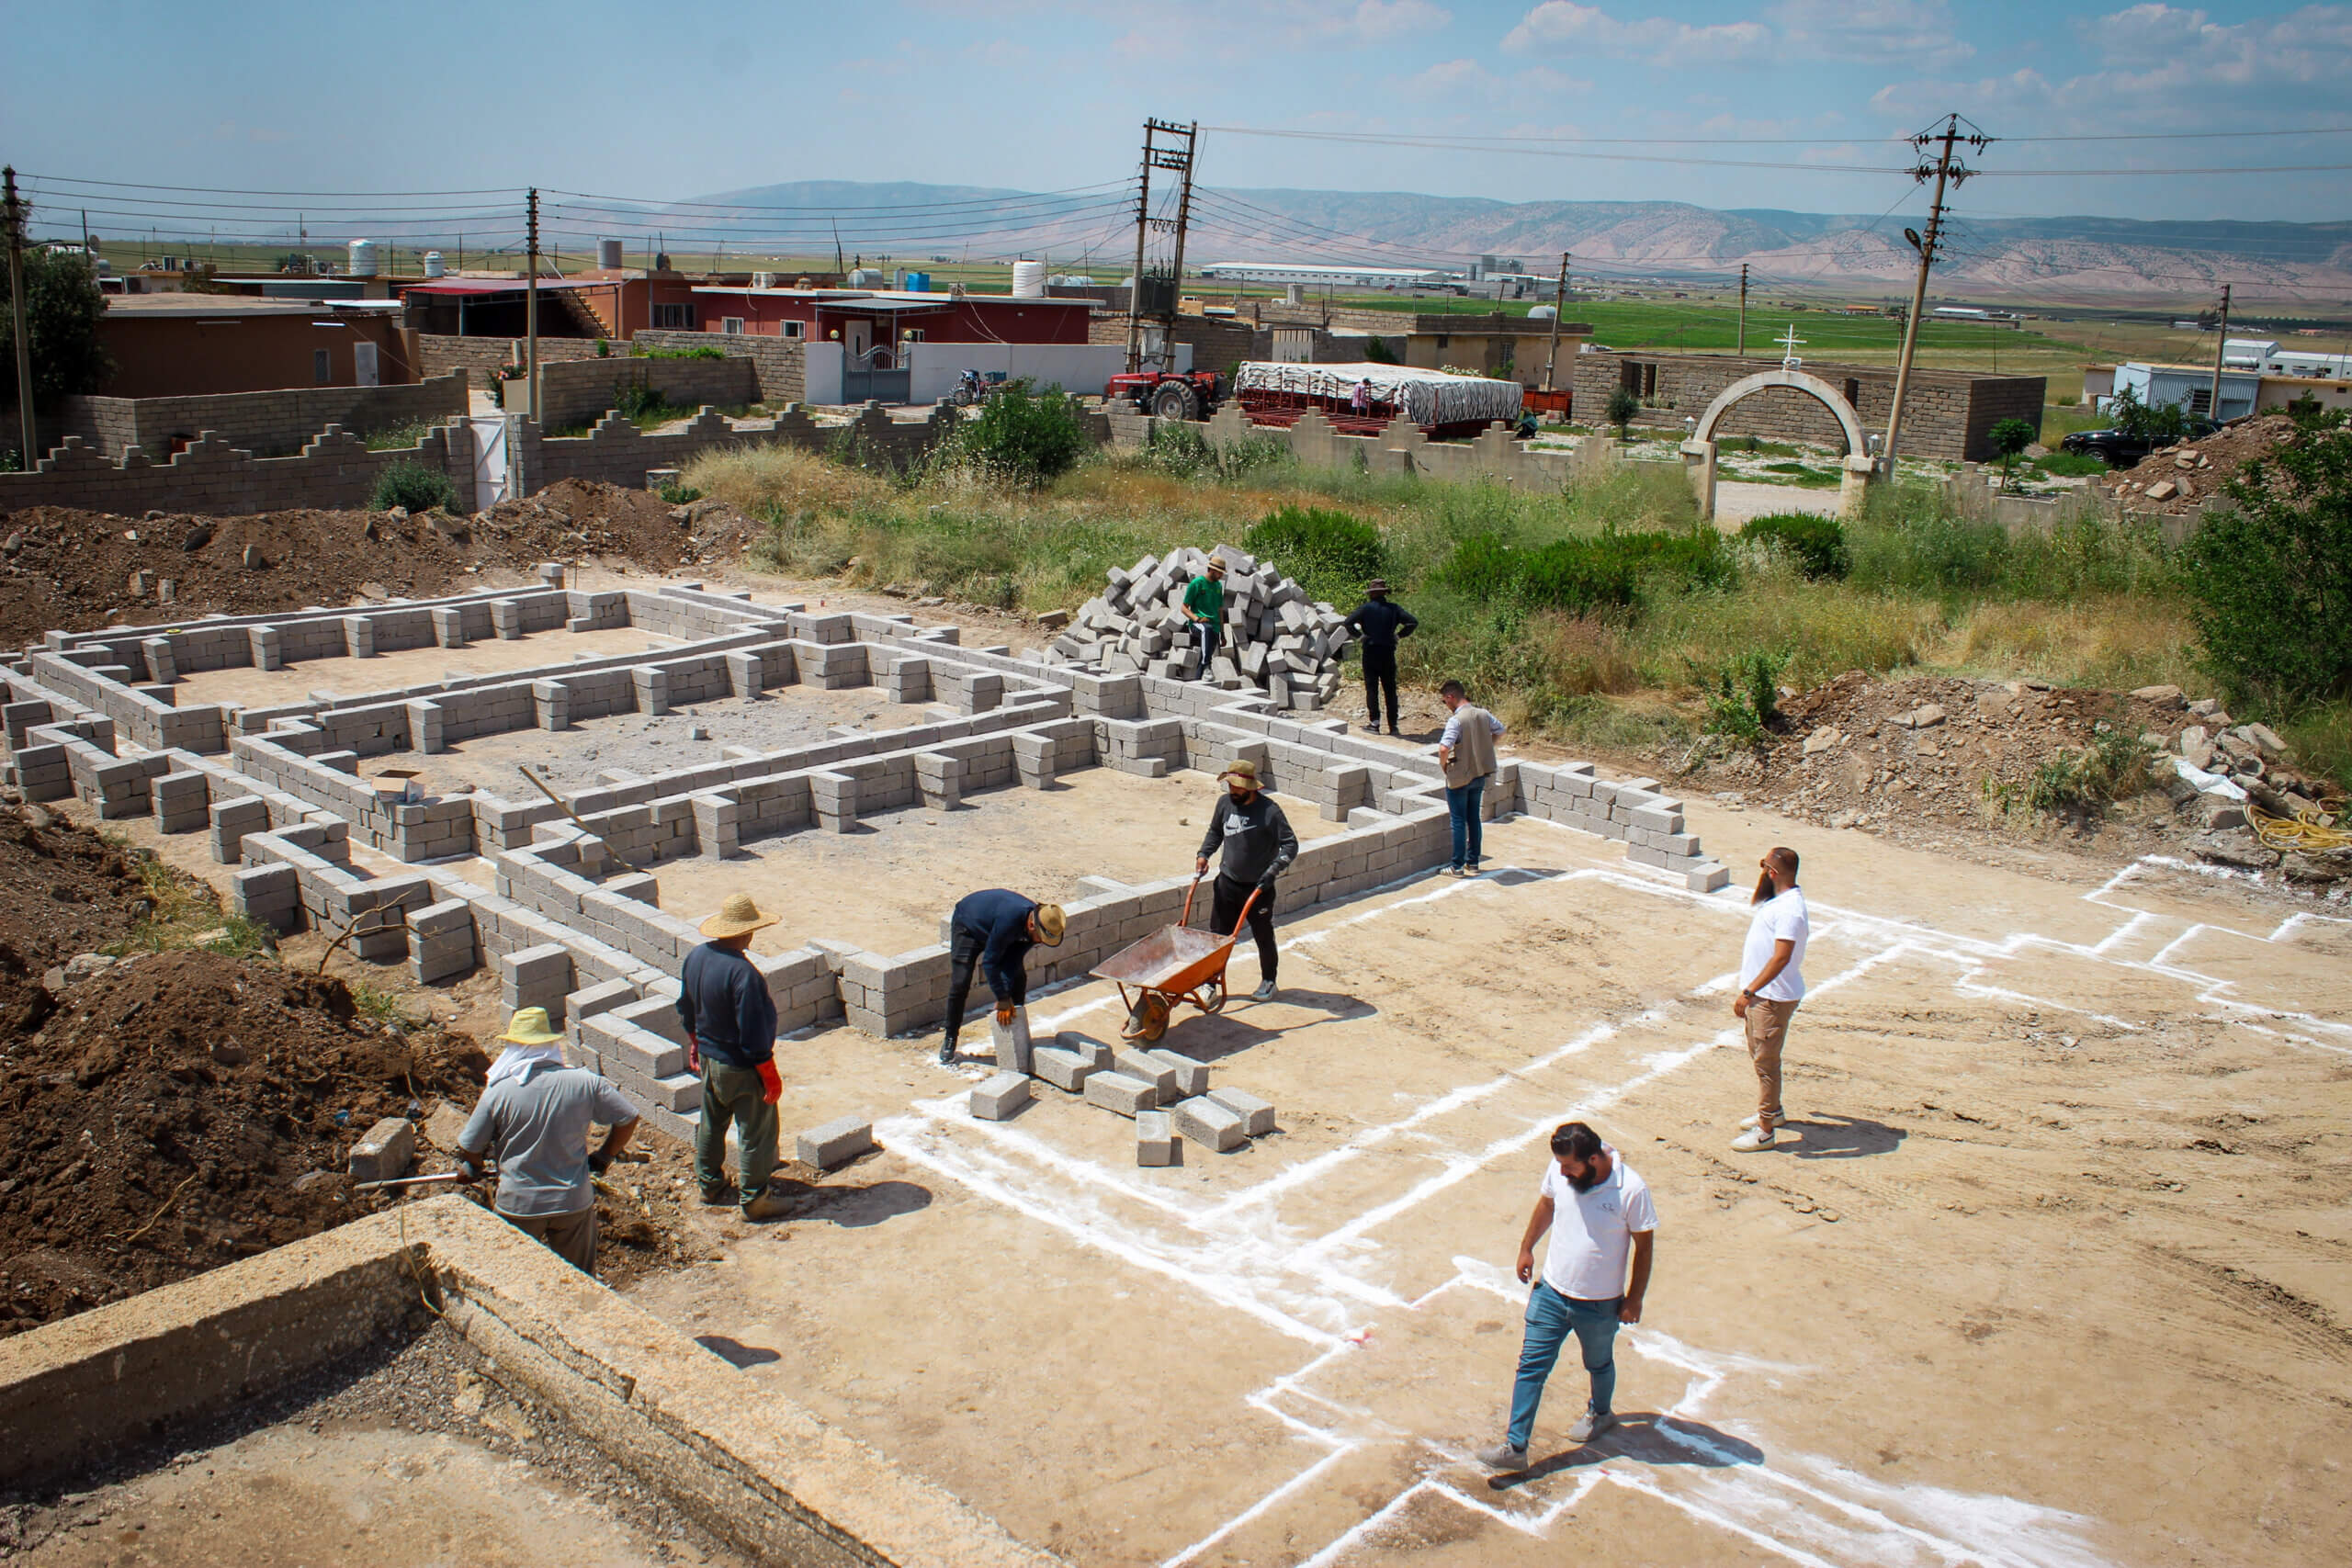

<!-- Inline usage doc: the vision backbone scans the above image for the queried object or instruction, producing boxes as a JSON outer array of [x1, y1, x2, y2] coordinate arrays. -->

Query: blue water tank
[[900, 270, 931, 293]]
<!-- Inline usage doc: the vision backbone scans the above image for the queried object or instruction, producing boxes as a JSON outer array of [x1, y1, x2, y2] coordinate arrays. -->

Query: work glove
[[686, 1042, 701, 1075], [996, 1004, 1016, 1025], [755, 1059, 784, 1105]]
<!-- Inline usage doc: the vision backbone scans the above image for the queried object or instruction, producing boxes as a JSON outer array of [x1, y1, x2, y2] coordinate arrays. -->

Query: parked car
[[2060, 417, 2221, 468]]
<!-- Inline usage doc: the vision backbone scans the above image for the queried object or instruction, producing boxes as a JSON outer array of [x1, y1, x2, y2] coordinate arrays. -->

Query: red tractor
[[1103, 369, 1224, 422]]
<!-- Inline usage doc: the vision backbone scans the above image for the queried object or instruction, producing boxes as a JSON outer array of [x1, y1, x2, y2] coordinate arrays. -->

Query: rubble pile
[[2100, 413, 2297, 516], [1048, 545, 1351, 710]]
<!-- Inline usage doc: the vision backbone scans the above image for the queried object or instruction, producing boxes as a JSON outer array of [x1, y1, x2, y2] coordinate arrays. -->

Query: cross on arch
[[1777, 324, 1805, 369]]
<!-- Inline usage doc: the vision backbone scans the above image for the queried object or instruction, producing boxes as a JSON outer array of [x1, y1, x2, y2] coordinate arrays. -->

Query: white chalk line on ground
[[886, 830, 2322, 1566]]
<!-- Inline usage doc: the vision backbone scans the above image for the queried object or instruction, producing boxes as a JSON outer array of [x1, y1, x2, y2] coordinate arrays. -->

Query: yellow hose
[[2249, 803, 2352, 855]]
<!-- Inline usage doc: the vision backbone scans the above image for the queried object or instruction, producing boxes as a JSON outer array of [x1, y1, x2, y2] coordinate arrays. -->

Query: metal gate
[[470, 414, 513, 507], [841, 345, 910, 405]]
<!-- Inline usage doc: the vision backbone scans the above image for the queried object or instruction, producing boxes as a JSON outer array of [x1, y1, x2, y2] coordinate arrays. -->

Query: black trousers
[[1210, 874, 1277, 986], [1361, 645, 1399, 729], [942, 927, 1018, 1042]]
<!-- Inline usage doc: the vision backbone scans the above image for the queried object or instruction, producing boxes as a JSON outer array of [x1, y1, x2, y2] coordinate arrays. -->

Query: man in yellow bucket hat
[[454, 1006, 641, 1274], [677, 893, 791, 1221], [939, 890, 1066, 1065]]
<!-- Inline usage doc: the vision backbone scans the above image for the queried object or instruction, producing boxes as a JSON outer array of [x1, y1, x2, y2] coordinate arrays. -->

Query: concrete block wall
[[529, 356, 759, 431], [631, 331, 807, 404], [0, 422, 477, 519], [48, 374, 469, 461]]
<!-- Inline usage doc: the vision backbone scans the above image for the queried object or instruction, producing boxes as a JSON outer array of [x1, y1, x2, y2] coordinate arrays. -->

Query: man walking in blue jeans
[[1437, 680, 1505, 876], [1478, 1122, 1657, 1472]]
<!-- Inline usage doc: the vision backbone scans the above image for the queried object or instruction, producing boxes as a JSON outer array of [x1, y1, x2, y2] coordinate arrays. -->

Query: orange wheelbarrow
[[1092, 875, 1261, 1043]]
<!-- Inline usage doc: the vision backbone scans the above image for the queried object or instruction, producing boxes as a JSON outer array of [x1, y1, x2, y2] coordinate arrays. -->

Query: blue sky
[[4, 1, 2346, 227]]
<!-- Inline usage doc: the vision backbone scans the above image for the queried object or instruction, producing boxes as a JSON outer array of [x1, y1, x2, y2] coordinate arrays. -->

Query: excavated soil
[[0, 480, 764, 650], [0, 810, 153, 1037], [2098, 412, 2299, 516]]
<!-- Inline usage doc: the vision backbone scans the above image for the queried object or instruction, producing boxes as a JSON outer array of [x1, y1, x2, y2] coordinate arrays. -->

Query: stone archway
[[1680, 367, 1876, 523]]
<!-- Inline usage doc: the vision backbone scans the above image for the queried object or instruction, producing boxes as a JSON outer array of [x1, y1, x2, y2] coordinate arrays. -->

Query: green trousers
[[695, 1059, 779, 1207]]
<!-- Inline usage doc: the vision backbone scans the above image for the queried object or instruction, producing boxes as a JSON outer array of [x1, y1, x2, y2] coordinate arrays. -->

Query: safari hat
[[1033, 902, 1067, 945], [1217, 759, 1261, 786], [1205, 558, 1227, 576], [699, 892, 782, 939], [1365, 579, 1390, 595], [497, 1006, 565, 1046]]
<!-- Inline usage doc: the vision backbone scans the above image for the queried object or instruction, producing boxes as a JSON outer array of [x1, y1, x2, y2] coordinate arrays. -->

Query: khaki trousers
[[500, 1204, 597, 1273], [1744, 998, 1798, 1126]]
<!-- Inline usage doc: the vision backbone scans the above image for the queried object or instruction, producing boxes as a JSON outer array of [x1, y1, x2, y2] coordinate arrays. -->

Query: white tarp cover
[[1232, 361, 1523, 427]]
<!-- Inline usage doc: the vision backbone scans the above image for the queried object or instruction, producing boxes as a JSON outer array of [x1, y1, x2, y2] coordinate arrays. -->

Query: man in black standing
[[1194, 760, 1298, 1002], [1345, 579, 1418, 737]]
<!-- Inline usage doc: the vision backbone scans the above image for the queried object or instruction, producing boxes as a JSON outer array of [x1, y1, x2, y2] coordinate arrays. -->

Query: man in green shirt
[[1183, 558, 1227, 682]]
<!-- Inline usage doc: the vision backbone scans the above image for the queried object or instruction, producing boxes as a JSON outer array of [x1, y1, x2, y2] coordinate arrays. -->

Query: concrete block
[[1031, 1045, 1095, 1093], [1109, 1047, 1177, 1104], [796, 1115, 875, 1170], [1144, 1048, 1209, 1100], [348, 1117, 416, 1183], [1172, 1095, 1247, 1153], [990, 1007, 1034, 1074], [1136, 1111, 1178, 1167], [1084, 1071, 1156, 1119], [1206, 1086, 1275, 1136], [1055, 1032, 1114, 1070], [970, 1071, 1033, 1121], [1685, 861, 1730, 894]]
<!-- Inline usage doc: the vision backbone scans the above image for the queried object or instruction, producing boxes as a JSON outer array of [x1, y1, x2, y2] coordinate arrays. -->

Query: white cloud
[[2080, 3, 2352, 86], [1503, 3, 1772, 63], [1402, 57, 1498, 96], [1339, 0, 1453, 40], [1772, 0, 1973, 65]]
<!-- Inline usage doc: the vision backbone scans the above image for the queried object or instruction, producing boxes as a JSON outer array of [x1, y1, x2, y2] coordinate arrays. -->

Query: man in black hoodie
[[1345, 579, 1418, 737], [1194, 759, 1299, 1001]]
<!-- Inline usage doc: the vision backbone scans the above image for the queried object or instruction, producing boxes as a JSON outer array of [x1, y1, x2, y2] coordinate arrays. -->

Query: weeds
[[368, 459, 458, 514], [1690, 649, 1787, 746], [99, 840, 276, 960], [2021, 722, 2158, 817]]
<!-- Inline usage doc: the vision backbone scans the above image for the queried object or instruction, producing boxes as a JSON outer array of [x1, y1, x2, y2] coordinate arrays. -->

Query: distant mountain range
[[681, 181, 2352, 306]]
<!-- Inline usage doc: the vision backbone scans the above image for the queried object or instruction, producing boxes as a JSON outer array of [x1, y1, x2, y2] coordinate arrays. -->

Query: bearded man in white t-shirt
[[1731, 845, 1810, 1153], [1477, 1122, 1657, 1472]]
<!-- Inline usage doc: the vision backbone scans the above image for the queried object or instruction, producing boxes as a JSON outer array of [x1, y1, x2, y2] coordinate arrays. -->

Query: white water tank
[[1529, 304, 1556, 320], [752, 271, 776, 289], [598, 239, 623, 269], [1011, 259, 1046, 298], [847, 267, 887, 288], [346, 239, 379, 277], [423, 251, 446, 279]]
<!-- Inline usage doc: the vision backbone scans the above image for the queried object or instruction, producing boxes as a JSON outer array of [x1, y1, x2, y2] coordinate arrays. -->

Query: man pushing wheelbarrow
[[1196, 759, 1296, 1003], [1094, 759, 1299, 1043]]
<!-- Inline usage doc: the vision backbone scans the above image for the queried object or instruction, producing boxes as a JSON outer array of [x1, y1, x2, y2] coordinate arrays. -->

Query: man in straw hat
[[1344, 578, 1418, 737], [1195, 759, 1298, 1001], [940, 890, 1067, 1065], [678, 894, 791, 1222], [454, 1007, 641, 1274]]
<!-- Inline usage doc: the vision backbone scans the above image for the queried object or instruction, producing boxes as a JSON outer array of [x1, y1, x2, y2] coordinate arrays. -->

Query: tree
[[1987, 416, 2036, 492], [0, 247, 112, 420], [2106, 384, 2185, 443], [1605, 385, 1640, 439], [2178, 410, 2352, 706]]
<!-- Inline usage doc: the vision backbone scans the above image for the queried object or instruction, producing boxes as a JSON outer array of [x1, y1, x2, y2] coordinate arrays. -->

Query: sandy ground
[[650, 765, 1351, 958], [616, 807, 2351, 1568], [1709, 479, 1838, 526]]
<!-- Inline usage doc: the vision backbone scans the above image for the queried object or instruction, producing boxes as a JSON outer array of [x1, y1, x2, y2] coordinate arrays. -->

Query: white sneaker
[[1730, 1125, 1779, 1153], [1738, 1112, 1792, 1130]]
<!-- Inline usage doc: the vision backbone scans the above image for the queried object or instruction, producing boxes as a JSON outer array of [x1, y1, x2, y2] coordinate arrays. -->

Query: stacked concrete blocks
[[150, 770, 210, 835], [408, 898, 480, 984], [1207, 1087, 1276, 1137]]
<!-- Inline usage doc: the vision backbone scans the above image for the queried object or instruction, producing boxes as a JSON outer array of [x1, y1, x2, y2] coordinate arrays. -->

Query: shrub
[[2024, 722, 2156, 816], [1605, 386, 1640, 436], [1362, 335, 1399, 365], [1142, 422, 1291, 481], [1691, 649, 1787, 745], [614, 378, 672, 423], [1989, 416, 2037, 491], [1741, 513, 1850, 580], [639, 344, 728, 361], [368, 460, 458, 513], [2179, 412, 2352, 706], [947, 381, 1092, 487], [656, 479, 703, 505], [1246, 505, 1386, 604], [1441, 525, 1730, 617]]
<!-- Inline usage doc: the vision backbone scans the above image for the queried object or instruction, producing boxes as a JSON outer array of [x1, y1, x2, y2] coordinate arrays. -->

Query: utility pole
[[1883, 113, 1989, 471], [4, 168, 34, 467], [1736, 262, 1748, 356], [525, 187, 540, 424], [2206, 282, 2232, 421], [1125, 118, 1197, 376], [1541, 252, 1569, 393]]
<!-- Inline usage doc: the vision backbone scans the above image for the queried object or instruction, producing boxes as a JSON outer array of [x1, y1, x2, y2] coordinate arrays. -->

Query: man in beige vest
[[1437, 679, 1505, 876]]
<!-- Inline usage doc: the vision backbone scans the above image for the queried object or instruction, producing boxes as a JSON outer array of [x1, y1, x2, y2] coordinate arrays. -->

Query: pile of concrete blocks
[[1046, 545, 1351, 710], [984, 1023, 1277, 1166]]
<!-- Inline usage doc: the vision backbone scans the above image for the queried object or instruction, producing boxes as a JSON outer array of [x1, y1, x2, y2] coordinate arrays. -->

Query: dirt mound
[[2098, 413, 2298, 516], [0, 950, 491, 1336], [0, 481, 766, 649], [0, 808, 153, 1035]]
